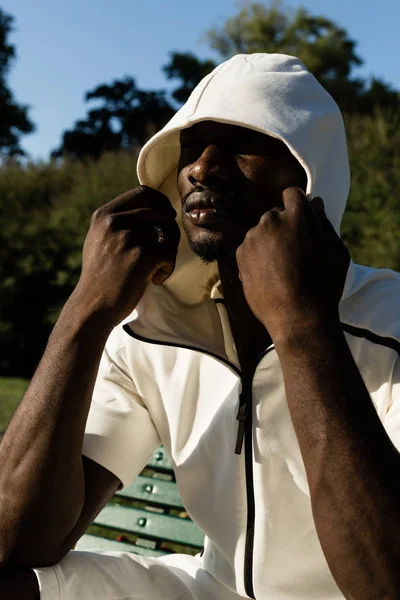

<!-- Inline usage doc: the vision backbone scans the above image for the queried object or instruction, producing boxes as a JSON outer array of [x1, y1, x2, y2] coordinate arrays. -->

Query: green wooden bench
[[76, 447, 204, 557]]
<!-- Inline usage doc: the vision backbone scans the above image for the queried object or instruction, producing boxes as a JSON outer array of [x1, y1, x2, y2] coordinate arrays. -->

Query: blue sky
[[2, 0, 400, 160]]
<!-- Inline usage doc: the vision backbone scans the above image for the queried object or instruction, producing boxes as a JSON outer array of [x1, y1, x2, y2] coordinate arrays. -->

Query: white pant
[[34, 550, 244, 600]]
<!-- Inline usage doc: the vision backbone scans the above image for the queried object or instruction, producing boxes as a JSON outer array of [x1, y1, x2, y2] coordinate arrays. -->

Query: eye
[[243, 133, 265, 144]]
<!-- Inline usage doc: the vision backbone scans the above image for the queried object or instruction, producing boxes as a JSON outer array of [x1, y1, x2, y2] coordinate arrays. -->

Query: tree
[[0, 9, 35, 157], [0, 151, 140, 376], [342, 108, 400, 270], [163, 2, 400, 113], [162, 52, 216, 104], [54, 77, 174, 160]]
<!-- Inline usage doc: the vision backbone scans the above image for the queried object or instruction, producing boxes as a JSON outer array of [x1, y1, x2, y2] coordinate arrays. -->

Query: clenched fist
[[74, 186, 180, 327], [235, 187, 350, 342]]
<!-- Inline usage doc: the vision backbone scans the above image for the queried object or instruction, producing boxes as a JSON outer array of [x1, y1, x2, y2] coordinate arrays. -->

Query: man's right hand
[[75, 185, 181, 327]]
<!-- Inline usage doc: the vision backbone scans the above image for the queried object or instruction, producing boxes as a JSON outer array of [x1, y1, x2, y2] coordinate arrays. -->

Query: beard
[[182, 218, 242, 264], [181, 185, 248, 263]]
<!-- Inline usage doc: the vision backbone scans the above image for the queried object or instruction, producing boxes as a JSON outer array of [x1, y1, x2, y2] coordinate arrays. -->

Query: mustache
[[182, 185, 241, 212]]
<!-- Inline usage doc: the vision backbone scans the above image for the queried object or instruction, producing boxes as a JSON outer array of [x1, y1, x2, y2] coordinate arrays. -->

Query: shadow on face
[[177, 120, 307, 263]]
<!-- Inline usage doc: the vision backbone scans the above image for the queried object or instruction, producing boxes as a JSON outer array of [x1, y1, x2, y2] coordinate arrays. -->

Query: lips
[[183, 189, 242, 230], [184, 189, 237, 214], [187, 207, 230, 228]]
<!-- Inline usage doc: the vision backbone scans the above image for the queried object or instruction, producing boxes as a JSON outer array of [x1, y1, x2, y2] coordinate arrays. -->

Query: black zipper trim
[[240, 347, 274, 600], [341, 322, 400, 357], [235, 389, 249, 455], [243, 400, 256, 599], [122, 323, 241, 376], [122, 318, 275, 600]]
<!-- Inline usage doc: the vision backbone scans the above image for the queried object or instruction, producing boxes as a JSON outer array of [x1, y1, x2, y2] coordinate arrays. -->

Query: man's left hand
[[235, 187, 350, 341]]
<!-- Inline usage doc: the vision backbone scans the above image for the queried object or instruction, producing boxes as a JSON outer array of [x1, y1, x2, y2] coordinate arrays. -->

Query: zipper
[[235, 347, 273, 455], [236, 347, 274, 600], [235, 391, 248, 455], [123, 320, 275, 600]]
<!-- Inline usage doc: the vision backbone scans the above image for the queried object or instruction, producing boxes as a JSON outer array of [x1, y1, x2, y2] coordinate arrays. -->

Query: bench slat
[[75, 534, 167, 556], [94, 505, 204, 548], [146, 448, 173, 470], [116, 475, 184, 508]]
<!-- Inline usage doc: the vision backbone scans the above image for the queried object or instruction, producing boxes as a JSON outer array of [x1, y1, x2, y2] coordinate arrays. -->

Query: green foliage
[[157, 3, 400, 111], [342, 110, 400, 270], [207, 3, 362, 74], [0, 377, 29, 433], [203, 2, 400, 114], [0, 9, 35, 157], [0, 151, 139, 375], [162, 52, 217, 104]]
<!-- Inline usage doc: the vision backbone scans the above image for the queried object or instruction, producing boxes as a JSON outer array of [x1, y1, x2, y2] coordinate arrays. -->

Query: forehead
[[179, 120, 281, 146]]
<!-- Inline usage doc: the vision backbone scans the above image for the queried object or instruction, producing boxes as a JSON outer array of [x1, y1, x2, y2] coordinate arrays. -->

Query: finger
[[310, 196, 328, 220], [107, 208, 178, 231], [281, 187, 310, 215], [148, 244, 179, 286], [124, 221, 181, 248], [101, 186, 177, 217], [310, 196, 336, 234]]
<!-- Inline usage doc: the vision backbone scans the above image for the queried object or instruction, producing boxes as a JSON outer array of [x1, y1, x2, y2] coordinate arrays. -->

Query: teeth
[[190, 209, 217, 218]]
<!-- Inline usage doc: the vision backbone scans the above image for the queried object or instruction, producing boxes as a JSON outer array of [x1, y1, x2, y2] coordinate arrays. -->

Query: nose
[[187, 145, 231, 187]]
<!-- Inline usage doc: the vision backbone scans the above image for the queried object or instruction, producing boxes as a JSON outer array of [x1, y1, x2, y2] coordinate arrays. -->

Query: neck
[[217, 256, 272, 369]]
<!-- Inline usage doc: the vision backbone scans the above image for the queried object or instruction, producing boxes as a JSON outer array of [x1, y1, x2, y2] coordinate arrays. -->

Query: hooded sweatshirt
[[81, 54, 400, 599]]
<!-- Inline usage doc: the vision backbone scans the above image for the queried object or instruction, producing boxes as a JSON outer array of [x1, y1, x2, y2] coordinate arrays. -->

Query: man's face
[[177, 120, 307, 263]]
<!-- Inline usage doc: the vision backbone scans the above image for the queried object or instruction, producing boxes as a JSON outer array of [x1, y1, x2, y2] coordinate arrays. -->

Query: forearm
[[0, 186, 178, 567], [275, 317, 400, 599], [0, 290, 112, 566]]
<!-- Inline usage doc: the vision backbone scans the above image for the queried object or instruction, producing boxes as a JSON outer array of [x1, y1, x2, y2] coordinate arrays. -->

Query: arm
[[236, 187, 400, 599], [0, 301, 118, 567], [275, 317, 400, 600], [0, 186, 180, 568]]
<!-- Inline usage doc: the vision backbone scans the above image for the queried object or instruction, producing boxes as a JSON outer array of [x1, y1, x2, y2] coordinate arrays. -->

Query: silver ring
[[154, 225, 164, 244]]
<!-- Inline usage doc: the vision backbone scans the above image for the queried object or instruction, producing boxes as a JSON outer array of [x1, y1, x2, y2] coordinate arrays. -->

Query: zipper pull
[[235, 394, 248, 455]]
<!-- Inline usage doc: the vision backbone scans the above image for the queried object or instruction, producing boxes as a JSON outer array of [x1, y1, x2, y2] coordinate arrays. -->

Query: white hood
[[137, 52, 350, 299], [138, 53, 350, 236], [128, 53, 399, 352]]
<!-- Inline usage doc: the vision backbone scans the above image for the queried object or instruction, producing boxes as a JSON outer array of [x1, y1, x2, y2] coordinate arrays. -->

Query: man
[[1, 53, 400, 599]]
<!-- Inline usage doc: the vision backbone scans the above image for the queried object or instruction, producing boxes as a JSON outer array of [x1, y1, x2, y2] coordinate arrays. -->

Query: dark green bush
[[0, 151, 139, 375]]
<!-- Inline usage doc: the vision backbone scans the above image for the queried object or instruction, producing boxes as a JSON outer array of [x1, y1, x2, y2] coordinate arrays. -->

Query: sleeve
[[82, 340, 161, 488], [383, 357, 400, 452]]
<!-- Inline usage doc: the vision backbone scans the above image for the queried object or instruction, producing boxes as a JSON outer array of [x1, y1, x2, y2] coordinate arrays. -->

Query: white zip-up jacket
[[81, 54, 400, 599]]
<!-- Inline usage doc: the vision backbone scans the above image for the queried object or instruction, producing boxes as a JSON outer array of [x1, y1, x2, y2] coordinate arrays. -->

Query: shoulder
[[340, 262, 400, 356]]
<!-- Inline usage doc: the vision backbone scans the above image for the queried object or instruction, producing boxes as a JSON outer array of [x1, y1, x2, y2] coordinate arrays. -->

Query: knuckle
[[104, 213, 117, 231], [259, 212, 271, 226], [91, 206, 105, 224], [121, 228, 134, 246], [259, 211, 278, 226], [235, 244, 244, 259]]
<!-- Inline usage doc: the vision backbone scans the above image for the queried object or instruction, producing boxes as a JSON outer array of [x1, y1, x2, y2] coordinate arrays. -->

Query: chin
[[184, 224, 242, 264]]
